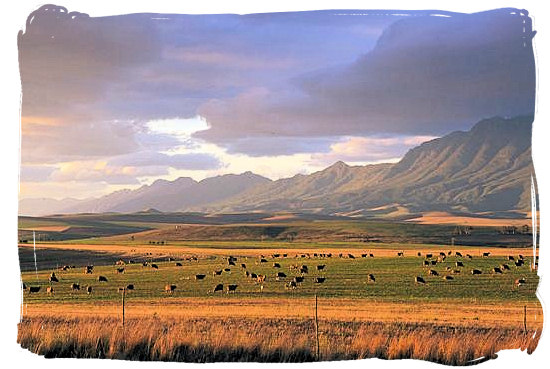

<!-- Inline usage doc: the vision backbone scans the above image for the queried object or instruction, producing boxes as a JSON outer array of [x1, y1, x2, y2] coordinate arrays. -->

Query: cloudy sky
[[18, 5, 535, 200]]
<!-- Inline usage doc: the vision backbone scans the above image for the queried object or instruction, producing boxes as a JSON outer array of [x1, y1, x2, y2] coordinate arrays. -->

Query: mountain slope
[[199, 116, 534, 214], [19, 116, 535, 217]]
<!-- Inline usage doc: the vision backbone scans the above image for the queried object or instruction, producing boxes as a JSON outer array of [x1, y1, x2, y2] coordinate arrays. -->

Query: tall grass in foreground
[[18, 317, 540, 365]]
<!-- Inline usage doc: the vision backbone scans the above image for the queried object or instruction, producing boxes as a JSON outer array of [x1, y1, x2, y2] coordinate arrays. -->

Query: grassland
[[17, 214, 542, 364]]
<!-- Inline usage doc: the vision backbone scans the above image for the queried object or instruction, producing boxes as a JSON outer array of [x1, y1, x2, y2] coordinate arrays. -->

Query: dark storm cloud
[[197, 9, 536, 151]]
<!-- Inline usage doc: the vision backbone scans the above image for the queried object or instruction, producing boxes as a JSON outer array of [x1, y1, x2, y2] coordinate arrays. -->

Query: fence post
[[315, 294, 320, 360], [122, 287, 126, 327]]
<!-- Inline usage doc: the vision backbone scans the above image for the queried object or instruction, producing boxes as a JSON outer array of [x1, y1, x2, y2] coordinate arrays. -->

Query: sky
[[18, 5, 535, 200]]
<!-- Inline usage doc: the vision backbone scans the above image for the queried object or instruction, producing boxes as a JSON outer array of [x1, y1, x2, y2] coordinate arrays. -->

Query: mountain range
[[19, 116, 535, 217]]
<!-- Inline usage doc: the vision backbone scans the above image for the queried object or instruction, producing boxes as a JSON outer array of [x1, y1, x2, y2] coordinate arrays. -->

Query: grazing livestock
[[317, 265, 326, 271], [260, 258, 267, 263], [227, 284, 238, 293], [86, 286, 93, 294], [455, 252, 463, 257], [228, 260, 236, 266], [115, 260, 125, 266], [241, 263, 247, 269], [22, 283, 27, 291], [452, 269, 461, 274], [423, 261, 430, 267], [369, 253, 374, 258], [492, 267, 503, 274], [515, 260, 524, 267], [283, 254, 288, 258], [430, 260, 437, 266], [362, 254, 368, 258], [428, 269, 439, 276], [515, 278, 526, 288], [293, 276, 305, 283], [439, 252, 446, 257], [273, 263, 281, 268], [367, 274, 376, 283], [142, 262, 148, 267], [151, 264, 159, 270], [71, 283, 80, 291], [415, 276, 426, 285], [46, 286, 54, 294], [84, 266, 93, 274], [448, 251, 452, 256], [501, 264, 511, 271], [213, 283, 224, 293], [286, 281, 297, 289], [164, 284, 177, 293], [518, 254, 524, 260], [438, 255, 446, 262], [116, 267, 125, 274], [397, 251, 404, 257], [195, 274, 206, 280], [118, 287, 125, 293], [126, 284, 134, 290], [98, 275, 108, 282], [508, 255, 515, 261], [257, 275, 266, 283], [443, 275, 454, 281], [224, 268, 231, 272], [314, 277, 326, 284], [28, 286, 41, 293], [466, 254, 473, 259], [175, 262, 183, 267], [482, 252, 491, 258], [417, 252, 422, 257], [455, 261, 464, 267], [49, 274, 59, 283], [213, 270, 222, 276], [244, 271, 250, 277], [300, 267, 309, 274], [276, 272, 287, 280], [250, 273, 258, 279], [425, 254, 433, 259], [471, 269, 482, 275]]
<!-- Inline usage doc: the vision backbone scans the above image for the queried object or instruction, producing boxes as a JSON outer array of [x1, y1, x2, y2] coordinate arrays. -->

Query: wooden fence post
[[122, 287, 126, 327], [524, 305, 527, 334], [315, 294, 320, 360]]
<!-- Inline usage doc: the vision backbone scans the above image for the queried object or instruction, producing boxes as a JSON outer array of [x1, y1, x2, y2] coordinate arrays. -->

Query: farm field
[[19, 239, 542, 364]]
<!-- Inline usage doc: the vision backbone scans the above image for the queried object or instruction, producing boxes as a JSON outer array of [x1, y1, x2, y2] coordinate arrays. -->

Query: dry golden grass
[[19, 242, 537, 259], [406, 212, 535, 227], [17, 316, 541, 364], [21, 298, 543, 329]]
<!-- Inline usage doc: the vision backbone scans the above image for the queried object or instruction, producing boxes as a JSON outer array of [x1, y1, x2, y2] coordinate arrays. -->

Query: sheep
[[98, 275, 108, 282], [515, 278, 526, 288], [415, 276, 426, 285], [165, 284, 177, 293], [293, 276, 305, 283], [28, 286, 41, 293]]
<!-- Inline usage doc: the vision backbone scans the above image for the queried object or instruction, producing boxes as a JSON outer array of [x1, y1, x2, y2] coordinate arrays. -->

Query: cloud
[[196, 10, 536, 154], [108, 151, 222, 170], [310, 135, 438, 166], [19, 165, 56, 182]]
